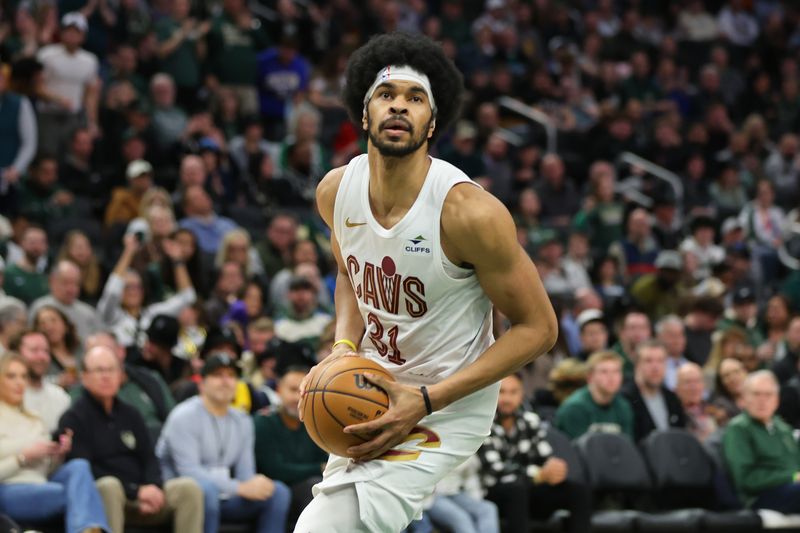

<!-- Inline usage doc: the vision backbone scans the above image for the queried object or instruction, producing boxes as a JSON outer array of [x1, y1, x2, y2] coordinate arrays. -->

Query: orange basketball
[[301, 356, 395, 457]]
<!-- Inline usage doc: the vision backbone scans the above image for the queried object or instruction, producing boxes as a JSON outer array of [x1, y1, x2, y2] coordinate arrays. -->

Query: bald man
[[29, 260, 101, 341], [675, 363, 717, 442], [722, 371, 800, 513], [59, 346, 203, 533]]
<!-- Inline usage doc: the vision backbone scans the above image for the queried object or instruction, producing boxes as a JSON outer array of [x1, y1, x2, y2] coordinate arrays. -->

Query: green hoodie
[[722, 412, 800, 507]]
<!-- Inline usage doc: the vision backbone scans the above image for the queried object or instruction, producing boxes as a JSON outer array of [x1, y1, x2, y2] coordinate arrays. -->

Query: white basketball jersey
[[333, 154, 494, 385]]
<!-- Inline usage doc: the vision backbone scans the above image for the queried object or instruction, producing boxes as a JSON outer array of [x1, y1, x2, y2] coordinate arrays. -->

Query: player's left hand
[[343, 373, 428, 461]]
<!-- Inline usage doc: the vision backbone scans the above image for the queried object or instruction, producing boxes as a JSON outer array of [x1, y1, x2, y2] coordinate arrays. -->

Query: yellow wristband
[[332, 339, 358, 352]]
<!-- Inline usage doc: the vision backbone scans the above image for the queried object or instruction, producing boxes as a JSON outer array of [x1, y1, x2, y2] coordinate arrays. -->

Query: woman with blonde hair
[[57, 230, 104, 304], [0, 353, 109, 532], [214, 228, 266, 280], [704, 327, 748, 375]]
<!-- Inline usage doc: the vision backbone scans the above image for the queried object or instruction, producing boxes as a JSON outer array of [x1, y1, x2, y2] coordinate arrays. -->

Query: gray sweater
[[156, 396, 255, 498]]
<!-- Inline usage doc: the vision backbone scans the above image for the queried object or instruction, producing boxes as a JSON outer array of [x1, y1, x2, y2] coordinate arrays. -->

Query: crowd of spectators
[[2, 0, 800, 530]]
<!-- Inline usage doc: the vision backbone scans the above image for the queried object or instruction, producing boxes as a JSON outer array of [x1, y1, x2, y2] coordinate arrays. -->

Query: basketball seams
[[320, 366, 395, 390], [319, 392, 371, 444], [313, 389, 390, 409]]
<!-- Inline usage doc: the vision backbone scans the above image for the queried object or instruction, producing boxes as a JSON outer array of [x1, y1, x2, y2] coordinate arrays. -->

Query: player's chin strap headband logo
[[363, 65, 437, 116]]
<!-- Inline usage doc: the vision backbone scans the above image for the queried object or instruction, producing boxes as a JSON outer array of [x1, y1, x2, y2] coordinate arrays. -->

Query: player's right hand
[[298, 348, 360, 421]]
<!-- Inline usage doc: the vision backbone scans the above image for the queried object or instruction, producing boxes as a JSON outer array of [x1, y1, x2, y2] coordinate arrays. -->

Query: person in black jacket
[[58, 345, 203, 533], [622, 340, 687, 442]]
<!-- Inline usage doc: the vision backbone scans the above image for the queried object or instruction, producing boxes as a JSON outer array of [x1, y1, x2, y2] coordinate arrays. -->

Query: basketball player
[[294, 33, 557, 532]]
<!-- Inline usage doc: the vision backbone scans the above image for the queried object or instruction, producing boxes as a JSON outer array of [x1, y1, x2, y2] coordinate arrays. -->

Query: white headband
[[363, 65, 437, 115]]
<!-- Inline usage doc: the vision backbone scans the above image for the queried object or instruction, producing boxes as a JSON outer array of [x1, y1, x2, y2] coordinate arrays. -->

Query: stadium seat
[[575, 432, 651, 492], [545, 426, 586, 484], [636, 508, 703, 532], [701, 509, 762, 532], [641, 429, 715, 510], [590, 510, 639, 532]]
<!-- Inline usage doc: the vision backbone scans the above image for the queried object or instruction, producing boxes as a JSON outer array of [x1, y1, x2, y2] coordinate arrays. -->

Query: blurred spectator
[[0, 300, 27, 355], [717, 0, 759, 48], [11, 329, 69, 432], [621, 341, 687, 442], [711, 357, 748, 428], [536, 231, 591, 301], [36, 13, 100, 154], [675, 362, 719, 443], [764, 133, 800, 209], [576, 309, 608, 360], [273, 276, 332, 349], [2, 225, 49, 305], [611, 310, 652, 378], [178, 185, 238, 255], [150, 74, 188, 157], [154, 0, 208, 112], [157, 353, 291, 533], [205, 261, 246, 327], [555, 350, 634, 440], [257, 36, 311, 141], [535, 154, 580, 229], [573, 161, 624, 257], [215, 228, 266, 282], [254, 365, 327, 525], [206, 0, 269, 117], [772, 316, 800, 386], [630, 250, 688, 321], [440, 120, 486, 181], [723, 370, 800, 513], [739, 180, 784, 283], [256, 213, 299, 278], [17, 154, 75, 225], [680, 216, 725, 281], [60, 346, 203, 533], [428, 455, 499, 533], [0, 353, 109, 532], [84, 332, 175, 442], [608, 207, 660, 281], [656, 315, 689, 391], [718, 286, 764, 348], [97, 234, 195, 350], [105, 160, 154, 227], [56, 230, 103, 305], [32, 305, 81, 390], [479, 374, 591, 533], [30, 260, 102, 342], [131, 314, 186, 387], [761, 295, 792, 357], [0, 61, 37, 212]]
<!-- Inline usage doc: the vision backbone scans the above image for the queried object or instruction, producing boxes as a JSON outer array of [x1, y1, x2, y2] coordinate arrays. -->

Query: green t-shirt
[[574, 202, 624, 254], [555, 386, 635, 440], [154, 17, 201, 89], [254, 411, 328, 485], [2, 264, 48, 305]]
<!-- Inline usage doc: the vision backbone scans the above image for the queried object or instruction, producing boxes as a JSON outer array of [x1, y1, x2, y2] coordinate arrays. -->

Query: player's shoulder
[[316, 165, 349, 222], [441, 178, 515, 254]]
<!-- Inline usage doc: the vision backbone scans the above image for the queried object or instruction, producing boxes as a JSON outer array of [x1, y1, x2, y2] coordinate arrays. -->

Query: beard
[[367, 113, 431, 158]]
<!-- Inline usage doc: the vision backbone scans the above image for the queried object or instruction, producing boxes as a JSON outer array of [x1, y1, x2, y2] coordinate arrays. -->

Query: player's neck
[[367, 147, 431, 219]]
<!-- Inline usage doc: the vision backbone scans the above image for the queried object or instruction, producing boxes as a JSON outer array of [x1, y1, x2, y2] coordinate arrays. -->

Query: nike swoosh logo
[[345, 217, 367, 228]]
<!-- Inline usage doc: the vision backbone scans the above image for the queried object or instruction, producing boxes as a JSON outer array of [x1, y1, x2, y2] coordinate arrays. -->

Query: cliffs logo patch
[[404, 235, 431, 256]]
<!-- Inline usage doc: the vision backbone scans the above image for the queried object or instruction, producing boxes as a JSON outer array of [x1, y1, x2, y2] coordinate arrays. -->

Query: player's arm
[[298, 167, 366, 412], [426, 185, 558, 409], [346, 185, 557, 459]]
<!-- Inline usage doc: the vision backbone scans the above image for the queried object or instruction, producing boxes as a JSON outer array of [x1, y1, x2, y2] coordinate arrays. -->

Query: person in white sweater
[[97, 233, 196, 349], [0, 353, 108, 532]]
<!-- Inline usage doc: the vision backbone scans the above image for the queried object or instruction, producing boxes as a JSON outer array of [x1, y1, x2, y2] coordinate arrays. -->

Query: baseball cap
[[576, 309, 604, 331], [202, 326, 241, 357], [201, 352, 240, 377], [721, 217, 743, 235], [655, 250, 683, 271], [61, 12, 88, 32], [146, 315, 179, 351], [733, 285, 756, 305], [126, 160, 153, 180]]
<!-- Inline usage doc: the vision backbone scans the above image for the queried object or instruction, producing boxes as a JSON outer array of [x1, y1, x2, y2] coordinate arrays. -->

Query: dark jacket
[[59, 390, 162, 499], [622, 381, 687, 442]]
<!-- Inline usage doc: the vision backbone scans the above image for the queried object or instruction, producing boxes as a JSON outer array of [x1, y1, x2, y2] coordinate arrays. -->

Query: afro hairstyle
[[342, 32, 464, 145]]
